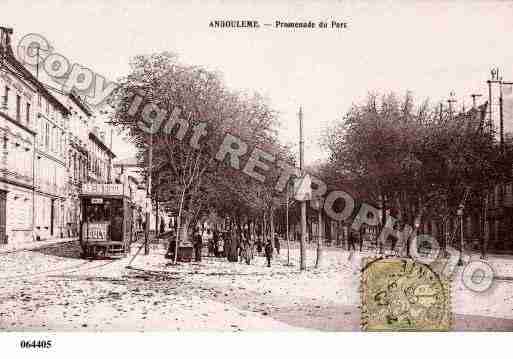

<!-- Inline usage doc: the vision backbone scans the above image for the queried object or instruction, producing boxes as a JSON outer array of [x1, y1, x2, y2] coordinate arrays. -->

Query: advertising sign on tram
[[83, 222, 110, 242]]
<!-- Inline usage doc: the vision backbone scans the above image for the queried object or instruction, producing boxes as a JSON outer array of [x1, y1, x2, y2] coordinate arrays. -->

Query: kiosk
[[79, 183, 133, 259]]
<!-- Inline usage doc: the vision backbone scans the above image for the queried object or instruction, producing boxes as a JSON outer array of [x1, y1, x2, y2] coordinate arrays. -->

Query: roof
[[89, 131, 116, 158], [113, 156, 140, 167], [0, 27, 70, 116], [45, 84, 93, 117]]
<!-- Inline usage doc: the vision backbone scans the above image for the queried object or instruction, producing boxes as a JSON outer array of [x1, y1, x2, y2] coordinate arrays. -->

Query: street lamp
[[457, 204, 464, 266], [448, 91, 457, 119]]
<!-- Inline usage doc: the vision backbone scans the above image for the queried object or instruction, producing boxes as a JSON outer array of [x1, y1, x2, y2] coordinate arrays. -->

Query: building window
[[40, 118, 44, 147], [37, 94, 41, 107], [46, 100, 49, 114], [3, 86, 9, 108], [45, 122, 49, 149], [26, 102, 30, 124], [16, 95, 21, 121]]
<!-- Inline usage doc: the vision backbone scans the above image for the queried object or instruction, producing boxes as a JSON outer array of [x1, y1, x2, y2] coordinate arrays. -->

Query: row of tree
[[109, 52, 300, 263], [109, 51, 512, 264], [318, 92, 511, 250]]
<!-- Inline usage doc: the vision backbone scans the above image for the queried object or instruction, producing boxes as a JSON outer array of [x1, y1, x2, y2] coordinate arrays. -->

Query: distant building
[[88, 126, 115, 183]]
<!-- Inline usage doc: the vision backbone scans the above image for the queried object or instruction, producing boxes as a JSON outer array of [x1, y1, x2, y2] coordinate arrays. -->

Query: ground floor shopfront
[[65, 184, 81, 237], [33, 192, 66, 240], [0, 181, 34, 244], [0, 184, 80, 244]]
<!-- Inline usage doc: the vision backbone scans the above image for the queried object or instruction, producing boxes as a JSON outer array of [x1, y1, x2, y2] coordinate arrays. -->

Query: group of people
[[190, 227, 281, 267]]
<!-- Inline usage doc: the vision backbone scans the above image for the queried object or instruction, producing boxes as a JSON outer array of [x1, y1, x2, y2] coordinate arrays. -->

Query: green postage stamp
[[361, 258, 451, 331]]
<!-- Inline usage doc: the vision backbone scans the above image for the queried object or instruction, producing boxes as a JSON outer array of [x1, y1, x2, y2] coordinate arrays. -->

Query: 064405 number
[[20, 340, 52, 349]]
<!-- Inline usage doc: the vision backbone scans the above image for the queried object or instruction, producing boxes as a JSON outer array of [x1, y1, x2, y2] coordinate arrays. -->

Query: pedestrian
[[348, 229, 356, 251], [264, 238, 273, 268], [193, 228, 202, 262], [224, 234, 231, 259], [159, 217, 165, 234], [219, 231, 225, 257], [166, 235, 177, 260], [274, 234, 281, 255], [243, 238, 252, 265], [213, 229, 220, 257], [256, 235, 262, 255], [205, 228, 214, 256], [238, 232, 245, 263], [480, 235, 487, 259]]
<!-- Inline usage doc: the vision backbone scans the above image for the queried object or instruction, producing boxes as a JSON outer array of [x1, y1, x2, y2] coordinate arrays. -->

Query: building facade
[[32, 84, 71, 240], [0, 26, 122, 244], [1, 26, 71, 243], [0, 27, 37, 244], [47, 88, 91, 237]]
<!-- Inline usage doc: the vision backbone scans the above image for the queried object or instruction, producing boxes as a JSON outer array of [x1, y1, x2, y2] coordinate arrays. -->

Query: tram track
[[0, 258, 119, 281]]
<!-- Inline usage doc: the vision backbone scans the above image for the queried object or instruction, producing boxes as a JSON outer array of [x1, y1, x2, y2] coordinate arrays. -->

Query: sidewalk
[[0, 236, 78, 254]]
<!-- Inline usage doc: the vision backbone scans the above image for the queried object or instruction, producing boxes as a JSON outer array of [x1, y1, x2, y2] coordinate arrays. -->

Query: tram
[[79, 183, 133, 259]]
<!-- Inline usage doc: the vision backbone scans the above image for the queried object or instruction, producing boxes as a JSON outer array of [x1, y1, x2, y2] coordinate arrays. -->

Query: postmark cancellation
[[361, 258, 451, 331]]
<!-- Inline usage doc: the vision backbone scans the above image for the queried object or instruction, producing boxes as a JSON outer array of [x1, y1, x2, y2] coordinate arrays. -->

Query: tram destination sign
[[81, 183, 127, 197]]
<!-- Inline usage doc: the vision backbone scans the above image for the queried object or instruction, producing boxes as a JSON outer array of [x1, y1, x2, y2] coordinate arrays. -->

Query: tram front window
[[85, 199, 124, 242]]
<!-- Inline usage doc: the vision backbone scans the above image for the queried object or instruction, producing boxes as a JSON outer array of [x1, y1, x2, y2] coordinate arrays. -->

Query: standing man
[[256, 233, 263, 255], [264, 238, 273, 268], [348, 228, 356, 251], [138, 215, 143, 231], [274, 234, 281, 255], [213, 229, 219, 257], [159, 217, 165, 234], [193, 228, 202, 262]]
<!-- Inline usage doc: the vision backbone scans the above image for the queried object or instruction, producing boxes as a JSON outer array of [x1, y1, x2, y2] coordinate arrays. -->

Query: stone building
[[32, 84, 71, 240], [0, 26, 70, 243], [0, 27, 36, 244], [88, 125, 115, 184], [47, 87, 91, 237]]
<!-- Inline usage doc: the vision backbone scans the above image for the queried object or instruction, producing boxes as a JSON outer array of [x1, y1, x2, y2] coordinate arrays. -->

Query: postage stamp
[[361, 258, 451, 331]]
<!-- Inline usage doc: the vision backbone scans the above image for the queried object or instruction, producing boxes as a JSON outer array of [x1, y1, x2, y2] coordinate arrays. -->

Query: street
[[1, 240, 512, 331]]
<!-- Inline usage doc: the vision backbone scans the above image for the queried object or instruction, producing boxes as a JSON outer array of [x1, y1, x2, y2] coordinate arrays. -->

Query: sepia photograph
[[1, 0, 513, 356]]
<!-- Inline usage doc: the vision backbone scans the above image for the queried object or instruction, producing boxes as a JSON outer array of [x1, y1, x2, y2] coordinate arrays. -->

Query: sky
[[3, 0, 513, 163]]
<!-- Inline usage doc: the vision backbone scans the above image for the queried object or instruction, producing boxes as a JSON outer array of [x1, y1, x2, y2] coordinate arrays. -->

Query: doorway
[[50, 198, 55, 236]]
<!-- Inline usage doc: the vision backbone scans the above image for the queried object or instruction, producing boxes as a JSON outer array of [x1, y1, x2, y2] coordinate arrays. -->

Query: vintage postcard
[[1, 1, 513, 354]]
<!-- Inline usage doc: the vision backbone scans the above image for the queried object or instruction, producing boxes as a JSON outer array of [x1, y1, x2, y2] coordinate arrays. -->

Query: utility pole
[[298, 106, 306, 271], [448, 91, 457, 119], [457, 204, 464, 266], [286, 180, 290, 266], [457, 188, 470, 266], [488, 67, 500, 135], [144, 132, 153, 255], [499, 77, 504, 154]]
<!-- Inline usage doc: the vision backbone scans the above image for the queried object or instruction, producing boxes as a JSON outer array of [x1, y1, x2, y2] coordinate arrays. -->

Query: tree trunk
[[270, 208, 275, 251], [300, 201, 307, 271], [263, 212, 267, 244], [171, 185, 187, 262], [315, 209, 323, 268], [308, 215, 313, 244], [325, 216, 332, 244]]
